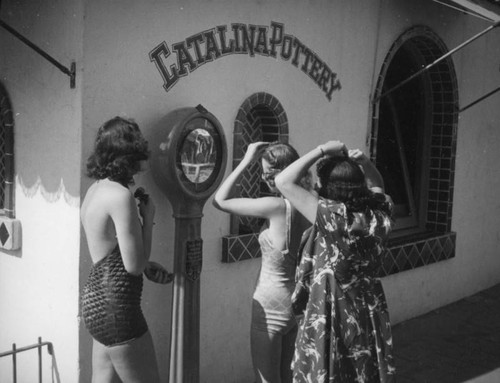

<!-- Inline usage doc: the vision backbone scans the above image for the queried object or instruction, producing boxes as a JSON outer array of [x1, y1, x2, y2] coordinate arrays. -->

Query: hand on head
[[244, 142, 270, 162], [348, 149, 369, 164], [319, 140, 348, 158]]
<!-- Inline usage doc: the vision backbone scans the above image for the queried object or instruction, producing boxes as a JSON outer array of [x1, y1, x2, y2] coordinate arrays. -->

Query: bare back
[[81, 180, 123, 263], [81, 179, 145, 274]]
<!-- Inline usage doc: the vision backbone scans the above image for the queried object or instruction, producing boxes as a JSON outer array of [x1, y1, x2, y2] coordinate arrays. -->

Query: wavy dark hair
[[86, 117, 150, 185], [316, 156, 384, 212]]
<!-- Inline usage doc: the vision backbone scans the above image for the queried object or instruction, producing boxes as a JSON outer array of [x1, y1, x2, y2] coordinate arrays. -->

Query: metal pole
[[459, 86, 500, 112], [169, 215, 202, 383], [169, 222, 186, 383], [12, 343, 17, 383], [0, 341, 54, 357], [38, 337, 42, 383], [0, 19, 76, 88], [373, 20, 500, 103]]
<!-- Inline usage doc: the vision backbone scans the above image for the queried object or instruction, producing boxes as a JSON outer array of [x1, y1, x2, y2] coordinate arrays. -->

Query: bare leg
[[108, 331, 160, 383], [251, 327, 282, 383], [92, 340, 121, 383], [280, 325, 298, 383]]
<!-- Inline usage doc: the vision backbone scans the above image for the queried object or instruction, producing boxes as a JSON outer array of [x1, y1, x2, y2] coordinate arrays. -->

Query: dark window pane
[[376, 44, 427, 225]]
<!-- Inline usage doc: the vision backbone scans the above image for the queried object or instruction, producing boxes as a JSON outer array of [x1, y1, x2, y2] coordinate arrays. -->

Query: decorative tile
[[222, 233, 261, 263], [0, 216, 21, 250], [380, 232, 456, 277]]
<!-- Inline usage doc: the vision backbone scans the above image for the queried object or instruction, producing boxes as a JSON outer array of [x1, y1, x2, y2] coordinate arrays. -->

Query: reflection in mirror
[[180, 128, 216, 184]]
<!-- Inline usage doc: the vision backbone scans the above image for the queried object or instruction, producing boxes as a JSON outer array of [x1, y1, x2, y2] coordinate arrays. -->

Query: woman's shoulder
[[84, 180, 132, 210], [260, 196, 287, 209]]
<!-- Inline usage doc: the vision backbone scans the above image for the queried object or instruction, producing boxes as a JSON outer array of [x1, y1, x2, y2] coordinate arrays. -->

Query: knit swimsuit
[[81, 246, 148, 346]]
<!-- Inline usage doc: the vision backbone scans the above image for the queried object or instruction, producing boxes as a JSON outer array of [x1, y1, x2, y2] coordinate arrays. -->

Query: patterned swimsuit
[[252, 199, 297, 335], [81, 246, 148, 346]]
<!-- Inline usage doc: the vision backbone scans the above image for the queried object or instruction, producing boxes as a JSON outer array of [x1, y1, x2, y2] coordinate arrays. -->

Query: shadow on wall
[[11, 100, 81, 207], [17, 175, 80, 208]]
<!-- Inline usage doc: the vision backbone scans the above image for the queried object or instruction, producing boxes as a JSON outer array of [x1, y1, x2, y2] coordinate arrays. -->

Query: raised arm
[[348, 149, 385, 193], [213, 142, 283, 218], [275, 140, 347, 223]]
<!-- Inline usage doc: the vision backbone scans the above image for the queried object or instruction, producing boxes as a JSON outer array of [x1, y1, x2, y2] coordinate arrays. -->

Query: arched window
[[371, 26, 458, 275], [222, 92, 289, 263], [0, 82, 20, 251], [0, 82, 15, 218]]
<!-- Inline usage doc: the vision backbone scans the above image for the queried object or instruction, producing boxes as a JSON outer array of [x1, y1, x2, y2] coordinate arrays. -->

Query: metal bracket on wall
[[459, 85, 500, 112], [0, 19, 76, 89], [372, 20, 499, 105]]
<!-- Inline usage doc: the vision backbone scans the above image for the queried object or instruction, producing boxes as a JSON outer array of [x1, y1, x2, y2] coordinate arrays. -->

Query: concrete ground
[[392, 283, 500, 383]]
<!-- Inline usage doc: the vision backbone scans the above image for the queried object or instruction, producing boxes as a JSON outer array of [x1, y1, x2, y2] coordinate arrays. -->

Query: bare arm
[[213, 142, 283, 219], [138, 194, 155, 261], [109, 189, 153, 275], [275, 140, 347, 223], [348, 149, 385, 193]]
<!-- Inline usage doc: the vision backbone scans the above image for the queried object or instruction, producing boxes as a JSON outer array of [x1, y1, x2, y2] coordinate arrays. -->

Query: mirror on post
[[151, 105, 227, 383], [180, 125, 217, 185]]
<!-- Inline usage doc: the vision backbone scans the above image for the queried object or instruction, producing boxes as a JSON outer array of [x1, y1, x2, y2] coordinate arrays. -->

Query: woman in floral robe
[[275, 141, 396, 383]]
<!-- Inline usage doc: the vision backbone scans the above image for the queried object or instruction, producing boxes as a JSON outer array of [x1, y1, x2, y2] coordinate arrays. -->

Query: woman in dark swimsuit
[[81, 117, 169, 383]]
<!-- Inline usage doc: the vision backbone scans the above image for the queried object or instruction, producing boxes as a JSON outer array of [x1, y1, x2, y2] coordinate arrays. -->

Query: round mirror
[[152, 106, 227, 202], [180, 127, 217, 184]]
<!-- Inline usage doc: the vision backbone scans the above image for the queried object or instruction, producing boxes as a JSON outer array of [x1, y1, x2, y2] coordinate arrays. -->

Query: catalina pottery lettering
[[149, 21, 341, 101]]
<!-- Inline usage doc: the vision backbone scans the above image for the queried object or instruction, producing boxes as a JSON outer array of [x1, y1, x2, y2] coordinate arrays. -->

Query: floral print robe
[[292, 195, 396, 383]]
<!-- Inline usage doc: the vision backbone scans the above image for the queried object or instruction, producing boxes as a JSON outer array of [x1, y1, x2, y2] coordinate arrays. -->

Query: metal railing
[[0, 337, 54, 383]]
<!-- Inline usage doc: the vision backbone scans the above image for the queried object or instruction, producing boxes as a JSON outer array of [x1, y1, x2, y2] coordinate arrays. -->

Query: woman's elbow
[[274, 175, 291, 196], [212, 195, 232, 213], [123, 259, 147, 276], [274, 174, 286, 191], [212, 197, 221, 210]]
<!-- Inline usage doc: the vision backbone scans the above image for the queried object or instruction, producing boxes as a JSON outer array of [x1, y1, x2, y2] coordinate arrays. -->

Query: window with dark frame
[[221, 92, 289, 263], [371, 26, 458, 275], [376, 42, 431, 235], [0, 82, 15, 218]]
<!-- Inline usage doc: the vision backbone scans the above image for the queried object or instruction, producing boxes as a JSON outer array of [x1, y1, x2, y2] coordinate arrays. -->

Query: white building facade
[[0, 0, 499, 382]]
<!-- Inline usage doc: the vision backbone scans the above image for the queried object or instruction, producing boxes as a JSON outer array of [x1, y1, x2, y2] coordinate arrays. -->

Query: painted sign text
[[149, 21, 341, 101]]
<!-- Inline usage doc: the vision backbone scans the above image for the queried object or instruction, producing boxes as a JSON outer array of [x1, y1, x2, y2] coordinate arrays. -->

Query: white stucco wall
[[79, 1, 500, 382], [0, 1, 83, 382], [0, 0, 499, 382]]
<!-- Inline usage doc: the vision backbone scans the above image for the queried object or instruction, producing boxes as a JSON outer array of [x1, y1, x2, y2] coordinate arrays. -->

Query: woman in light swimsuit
[[213, 142, 310, 383], [81, 116, 170, 383]]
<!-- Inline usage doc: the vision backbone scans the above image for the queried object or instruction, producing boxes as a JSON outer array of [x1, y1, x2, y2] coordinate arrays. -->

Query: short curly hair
[[86, 117, 150, 185]]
